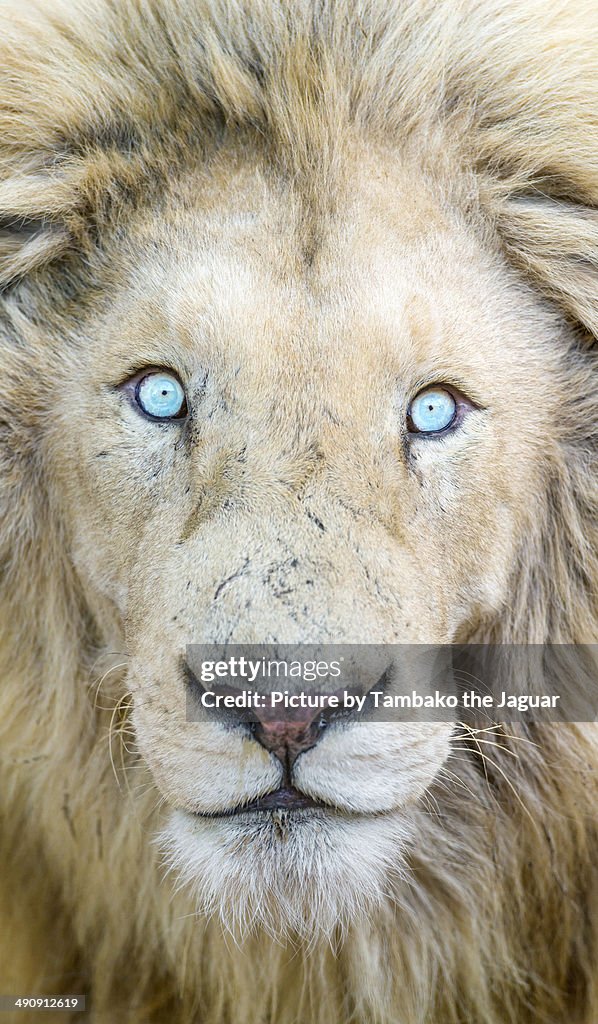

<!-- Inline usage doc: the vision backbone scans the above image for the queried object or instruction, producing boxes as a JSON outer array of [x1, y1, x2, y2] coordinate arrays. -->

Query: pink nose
[[251, 706, 325, 769]]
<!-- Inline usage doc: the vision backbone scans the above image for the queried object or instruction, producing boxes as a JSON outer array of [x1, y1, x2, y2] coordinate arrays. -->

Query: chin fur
[[159, 808, 413, 943]]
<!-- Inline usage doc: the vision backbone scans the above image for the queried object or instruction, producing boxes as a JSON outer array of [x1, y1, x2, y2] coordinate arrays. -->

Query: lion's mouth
[[198, 786, 329, 817]]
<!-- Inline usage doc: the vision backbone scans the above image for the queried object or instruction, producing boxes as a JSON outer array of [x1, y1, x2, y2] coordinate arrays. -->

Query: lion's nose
[[183, 659, 329, 770], [251, 707, 325, 770]]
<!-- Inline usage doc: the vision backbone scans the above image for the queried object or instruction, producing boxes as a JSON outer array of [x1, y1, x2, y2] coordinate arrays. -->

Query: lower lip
[[198, 787, 327, 818]]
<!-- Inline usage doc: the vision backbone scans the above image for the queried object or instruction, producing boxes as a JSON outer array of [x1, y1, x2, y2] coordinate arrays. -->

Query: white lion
[[1, 1, 598, 1021]]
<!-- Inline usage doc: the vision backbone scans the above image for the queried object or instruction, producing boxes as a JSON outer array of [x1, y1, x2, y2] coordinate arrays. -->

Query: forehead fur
[[1, 0, 598, 309], [1, 0, 595, 176]]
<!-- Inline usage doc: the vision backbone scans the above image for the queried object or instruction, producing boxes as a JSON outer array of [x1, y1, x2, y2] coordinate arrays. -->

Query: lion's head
[[39, 138, 584, 938], [2, 1, 598, 1020]]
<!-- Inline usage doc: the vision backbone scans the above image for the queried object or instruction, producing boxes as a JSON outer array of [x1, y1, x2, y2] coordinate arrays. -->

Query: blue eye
[[135, 371, 187, 421], [408, 387, 457, 434]]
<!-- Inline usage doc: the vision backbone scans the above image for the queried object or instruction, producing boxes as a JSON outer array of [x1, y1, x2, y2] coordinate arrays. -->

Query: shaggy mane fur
[[1, 2, 598, 1022]]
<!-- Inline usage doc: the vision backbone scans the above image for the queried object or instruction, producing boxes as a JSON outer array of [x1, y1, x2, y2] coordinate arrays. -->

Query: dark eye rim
[[119, 366, 189, 423], [406, 384, 475, 438]]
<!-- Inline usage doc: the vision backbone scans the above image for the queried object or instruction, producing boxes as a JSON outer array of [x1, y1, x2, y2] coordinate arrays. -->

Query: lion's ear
[[0, 216, 71, 290], [0, 171, 77, 290], [498, 197, 598, 343]]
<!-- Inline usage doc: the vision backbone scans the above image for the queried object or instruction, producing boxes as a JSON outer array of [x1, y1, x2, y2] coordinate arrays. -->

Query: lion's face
[[44, 144, 562, 936]]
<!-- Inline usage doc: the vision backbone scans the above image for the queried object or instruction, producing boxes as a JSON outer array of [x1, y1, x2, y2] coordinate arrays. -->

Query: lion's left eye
[[407, 387, 457, 434], [135, 371, 187, 420]]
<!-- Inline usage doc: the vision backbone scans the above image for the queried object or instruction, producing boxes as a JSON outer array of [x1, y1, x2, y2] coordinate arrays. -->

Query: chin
[[160, 806, 414, 942]]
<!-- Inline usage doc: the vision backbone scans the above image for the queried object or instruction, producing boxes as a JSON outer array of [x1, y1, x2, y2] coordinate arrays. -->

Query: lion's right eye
[[125, 369, 188, 421]]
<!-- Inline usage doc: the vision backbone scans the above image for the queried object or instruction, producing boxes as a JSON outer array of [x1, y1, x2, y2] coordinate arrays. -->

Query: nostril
[[251, 712, 324, 770]]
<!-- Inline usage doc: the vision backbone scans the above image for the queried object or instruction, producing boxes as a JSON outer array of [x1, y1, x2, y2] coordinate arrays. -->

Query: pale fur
[[1, 2, 598, 1023]]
